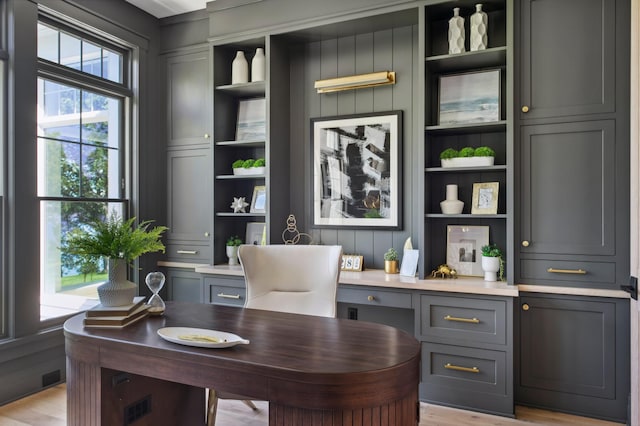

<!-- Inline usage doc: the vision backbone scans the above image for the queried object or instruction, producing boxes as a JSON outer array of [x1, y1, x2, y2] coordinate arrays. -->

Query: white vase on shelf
[[231, 51, 248, 84], [448, 7, 465, 54], [481, 255, 500, 281], [470, 3, 488, 51], [440, 184, 464, 214], [251, 48, 265, 82]]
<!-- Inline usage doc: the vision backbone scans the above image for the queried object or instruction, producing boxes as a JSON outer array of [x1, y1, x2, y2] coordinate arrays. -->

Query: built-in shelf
[[216, 212, 266, 217], [426, 120, 507, 134], [426, 165, 507, 173], [216, 174, 266, 180], [425, 213, 507, 219], [215, 81, 265, 97], [425, 46, 507, 73], [216, 139, 265, 147]]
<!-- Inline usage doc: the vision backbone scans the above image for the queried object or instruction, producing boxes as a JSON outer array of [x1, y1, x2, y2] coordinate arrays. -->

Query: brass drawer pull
[[217, 293, 240, 299], [444, 315, 480, 324], [367, 295, 375, 302], [547, 268, 586, 274], [445, 363, 480, 373], [176, 250, 198, 255]]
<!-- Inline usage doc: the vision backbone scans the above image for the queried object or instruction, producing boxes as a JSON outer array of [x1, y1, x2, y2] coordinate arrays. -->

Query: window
[[37, 19, 130, 320]]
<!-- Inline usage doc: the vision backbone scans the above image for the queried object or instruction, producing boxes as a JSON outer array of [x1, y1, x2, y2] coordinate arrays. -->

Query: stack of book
[[83, 296, 149, 328]]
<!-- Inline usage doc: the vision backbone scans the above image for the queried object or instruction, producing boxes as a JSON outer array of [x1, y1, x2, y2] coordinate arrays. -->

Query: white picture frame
[[400, 249, 419, 277], [471, 182, 500, 214], [245, 222, 266, 245], [446, 225, 489, 277], [250, 185, 266, 213]]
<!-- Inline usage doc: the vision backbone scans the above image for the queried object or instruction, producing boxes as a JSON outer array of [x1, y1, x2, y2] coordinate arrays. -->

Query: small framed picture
[[245, 222, 266, 245], [471, 182, 499, 214], [438, 69, 501, 126], [250, 185, 266, 213], [341, 255, 364, 272], [446, 225, 489, 277], [236, 98, 266, 141]]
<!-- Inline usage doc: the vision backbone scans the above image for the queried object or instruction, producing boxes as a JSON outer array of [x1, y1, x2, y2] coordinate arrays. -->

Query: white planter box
[[441, 156, 495, 168], [233, 167, 265, 176]]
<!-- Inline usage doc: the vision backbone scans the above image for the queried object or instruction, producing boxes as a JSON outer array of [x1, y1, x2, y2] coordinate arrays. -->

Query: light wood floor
[[0, 384, 624, 426]]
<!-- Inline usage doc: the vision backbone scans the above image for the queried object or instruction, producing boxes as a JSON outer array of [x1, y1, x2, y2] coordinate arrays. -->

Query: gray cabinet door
[[519, 0, 616, 120], [166, 50, 211, 147], [166, 268, 203, 303], [516, 294, 629, 422]]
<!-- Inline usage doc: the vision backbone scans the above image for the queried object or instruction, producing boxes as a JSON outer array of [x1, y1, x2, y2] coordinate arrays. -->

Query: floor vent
[[125, 395, 151, 424]]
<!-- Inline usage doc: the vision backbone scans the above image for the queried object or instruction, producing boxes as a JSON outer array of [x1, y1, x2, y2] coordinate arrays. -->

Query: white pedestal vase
[[440, 184, 464, 214], [97, 258, 137, 307], [470, 3, 488, 51], [226, 245, 239, 265], [448, 8, 465, 54], [251, 48, 265, 82], [231, 51, 248, 84], [481, 255, 500, 281]]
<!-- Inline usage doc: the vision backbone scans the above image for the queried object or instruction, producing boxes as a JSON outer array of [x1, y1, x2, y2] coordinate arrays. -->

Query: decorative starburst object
[[230, 197, 249, 213]]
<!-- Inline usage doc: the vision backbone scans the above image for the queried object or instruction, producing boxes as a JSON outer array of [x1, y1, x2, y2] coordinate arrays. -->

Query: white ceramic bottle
[[470, 4, 488, 51], [251, 47, 265, 82], [440, 184, 464, 214], [448, 8, 465, 54], [231, 51, 248, 84]]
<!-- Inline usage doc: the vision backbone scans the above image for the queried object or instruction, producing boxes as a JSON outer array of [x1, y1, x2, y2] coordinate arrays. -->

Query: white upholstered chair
[[206, 244, 343, 425]]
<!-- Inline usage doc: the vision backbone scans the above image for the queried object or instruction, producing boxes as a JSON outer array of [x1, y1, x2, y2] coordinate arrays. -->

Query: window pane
[[40, 201, 125, 321], [103, 49, 123, 84], [59, 32, 81, 70], [81, 40, 101, 77], [37, 138, 81, 197], [37, 23, 58, 62]]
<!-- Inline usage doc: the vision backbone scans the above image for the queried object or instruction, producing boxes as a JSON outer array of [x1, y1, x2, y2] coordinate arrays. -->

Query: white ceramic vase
[[231, 51, 248, 84], [440, 184, 464, 214], [97, 258, 137, 307], [481, 255, 500, 281], [226, 245, 239, 265], [448, 7, 465, 54], [470, 3, 488, 51], [251, 48, 265, 82]]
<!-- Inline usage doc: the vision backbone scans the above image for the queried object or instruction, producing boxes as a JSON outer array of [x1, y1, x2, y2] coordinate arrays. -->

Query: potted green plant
[[232, 159, 245, 175], [226, 235, 243, 265], [481, 244, 504, 281], [440, 145, 495, 168], [62, 212, 167, 306], [251, 157, 266, 175], [383, 247, 399, 274]]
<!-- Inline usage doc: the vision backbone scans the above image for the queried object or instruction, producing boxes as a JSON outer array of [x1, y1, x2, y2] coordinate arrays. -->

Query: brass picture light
[[314, 71, 396, 93]]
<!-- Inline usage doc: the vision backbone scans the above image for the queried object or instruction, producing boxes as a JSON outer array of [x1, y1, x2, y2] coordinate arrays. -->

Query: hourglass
[[145, 271, 166, 316]]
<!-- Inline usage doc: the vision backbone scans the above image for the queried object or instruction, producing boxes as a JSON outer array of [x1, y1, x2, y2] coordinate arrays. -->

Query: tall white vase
[[448, 8, 465, 54], [470, 3, 488, 51], [97, 258, 137, 307], [440, 184, 464, 214], [251, 48, 265, 82], [231, 51, 248, 84]]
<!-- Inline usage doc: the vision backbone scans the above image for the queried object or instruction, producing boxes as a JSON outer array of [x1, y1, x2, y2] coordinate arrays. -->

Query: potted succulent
[[226, 235, 243, 265], [383, 247, 399, 274], [232, 158, 266, 176], [440, 146, 495, 168], [481, 244, 504, 282], [62, 212, 167, 306], [232, 159, 246, 175]]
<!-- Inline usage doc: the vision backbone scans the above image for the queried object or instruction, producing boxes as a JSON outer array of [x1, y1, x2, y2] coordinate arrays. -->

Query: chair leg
[[206, 389, 219, 426], [241, 399, 258, 410]]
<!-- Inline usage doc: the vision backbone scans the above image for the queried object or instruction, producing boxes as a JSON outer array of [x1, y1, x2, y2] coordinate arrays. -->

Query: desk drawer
[[208, 285, 245, 306], [165, 243, 212, 263], [520, 259, 616, 286], [419, 294, 507, 346], [338, 286, 412, 309]]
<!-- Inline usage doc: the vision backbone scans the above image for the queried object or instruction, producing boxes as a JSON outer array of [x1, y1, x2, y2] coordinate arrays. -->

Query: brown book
[[83, 304, 149, 328], [86, 296, 146, 317]]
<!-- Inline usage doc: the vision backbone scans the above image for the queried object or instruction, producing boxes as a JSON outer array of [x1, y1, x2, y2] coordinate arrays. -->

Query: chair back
[[238, 244, 342, 318]]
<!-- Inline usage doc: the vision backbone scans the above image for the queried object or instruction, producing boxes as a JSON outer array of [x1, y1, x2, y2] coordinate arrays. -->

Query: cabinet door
[[519, 0, 616, 120], [519, 120, 615, 257], [166, 269, 203, 303], [517, 294, 629, 422], [167, 51, 212, 147]]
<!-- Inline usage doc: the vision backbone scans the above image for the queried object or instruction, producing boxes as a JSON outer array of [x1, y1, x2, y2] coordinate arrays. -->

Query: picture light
[[314, 71, 396, 93]]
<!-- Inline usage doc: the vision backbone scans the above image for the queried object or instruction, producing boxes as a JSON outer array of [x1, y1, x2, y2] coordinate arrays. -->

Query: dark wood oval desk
[[64, 301, 421, 425]]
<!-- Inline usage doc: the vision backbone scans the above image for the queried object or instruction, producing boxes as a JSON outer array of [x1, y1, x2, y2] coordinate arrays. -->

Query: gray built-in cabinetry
[[514, 0, 630, 421]]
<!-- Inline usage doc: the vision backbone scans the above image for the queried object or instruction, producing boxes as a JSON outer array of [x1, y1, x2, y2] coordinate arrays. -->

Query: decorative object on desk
[[431, 264, 457, 279], [311, 111, 402, 229], [251, 47, 265, 82], [446, 225, 489, 277], [438, 69, 500, 125], [400, 249, 419, 277], [231, 50, 248, 84], [230, 196, 249, 213], [439, 146, 495, 168], [281, 214, 313, 245], [226, 235, 242, 265], [440, 184, 464, 214], [481, 243, 504, 281], [236, 98, 266, 141], [448, 7, 465, 54], [83, 302, 149, 328], [470, 3, 488, 51], [383, 247, 399, 274], [471, 182, 499, 214], [145, 271, 166, 316], [341, 254, 364, 272], [250, 185, 266, 213], [246, 222, 266, 245], [157, 327, 250, 349], [62, 212, 167, 306]]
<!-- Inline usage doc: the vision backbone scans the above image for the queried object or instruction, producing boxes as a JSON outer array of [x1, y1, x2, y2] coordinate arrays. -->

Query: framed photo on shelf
[[341, 255, 364, 272], [471, 182, 499, 214], [236, 98, 266, 141], [446, 225, 489, 277], [311, 111, 402, 229], [438, 69, 500, 125], [245, 222, 266, 245], [250, 185, 266, 213]]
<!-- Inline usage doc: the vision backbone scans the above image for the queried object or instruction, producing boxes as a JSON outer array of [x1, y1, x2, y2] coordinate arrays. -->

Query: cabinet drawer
[[338, 286, 412, 309], [419, 294, 507, 346], [520, 259, 616, 286], [204, 277, 246, 306], [165, 243, 212, 263]]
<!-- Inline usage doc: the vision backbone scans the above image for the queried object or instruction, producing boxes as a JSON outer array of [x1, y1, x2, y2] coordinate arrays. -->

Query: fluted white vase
[[440, 184, 464, 214], [231, 51, 248, 84], [448, 8, 465, 54], [251, 48, 265, 82], [470, 3, 488, 51], [97, 258, 137, 307]]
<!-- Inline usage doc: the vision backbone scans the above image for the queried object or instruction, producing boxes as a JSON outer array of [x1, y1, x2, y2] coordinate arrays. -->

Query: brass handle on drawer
[[522, 105, 529, 113], [367, 295, 375, 302], [444, 315, 480, 324], [547, 268, 586, 274], [217, 293, 240, 299], [444, 363, 480, 373], [176, 250, 198, 255]]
